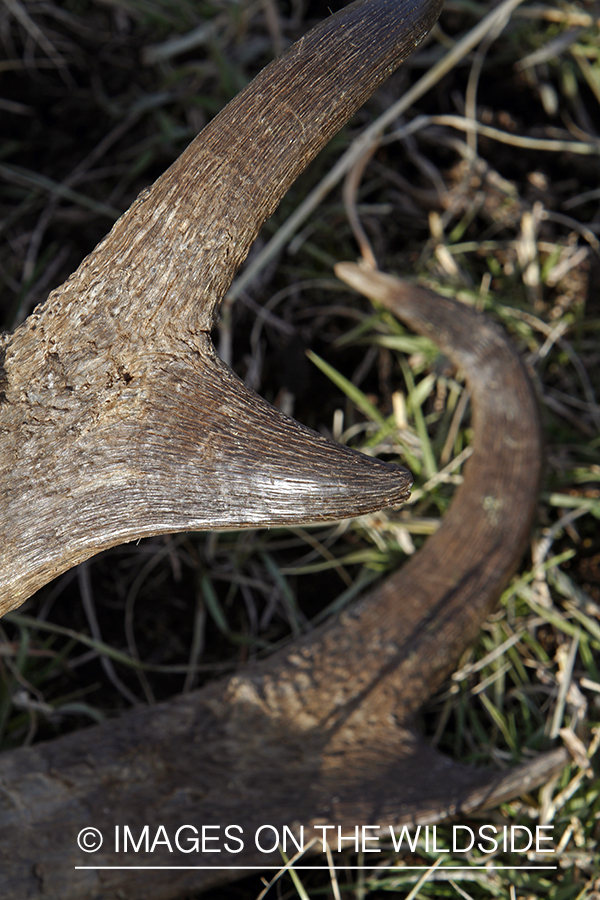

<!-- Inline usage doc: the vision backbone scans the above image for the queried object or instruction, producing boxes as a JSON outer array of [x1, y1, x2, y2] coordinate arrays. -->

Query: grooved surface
[[0, 271, 559, 900], [0, 2, 563, 897], [0, 0, 440, 610]]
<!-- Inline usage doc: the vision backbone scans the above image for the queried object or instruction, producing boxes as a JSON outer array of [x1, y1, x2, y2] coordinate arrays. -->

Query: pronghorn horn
[[0, 0, 443, 612]]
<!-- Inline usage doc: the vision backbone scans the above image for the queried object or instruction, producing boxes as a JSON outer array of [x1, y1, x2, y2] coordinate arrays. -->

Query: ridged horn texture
[[0, 0, 447, 613], [0, 270, 565, 900]]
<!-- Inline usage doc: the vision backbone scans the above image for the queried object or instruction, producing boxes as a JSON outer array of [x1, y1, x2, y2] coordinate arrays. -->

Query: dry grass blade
[[227, 0, 530, 302]]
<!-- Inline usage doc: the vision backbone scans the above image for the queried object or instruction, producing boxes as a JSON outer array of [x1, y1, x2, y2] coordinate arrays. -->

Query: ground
[[0, 1, 599, 898]]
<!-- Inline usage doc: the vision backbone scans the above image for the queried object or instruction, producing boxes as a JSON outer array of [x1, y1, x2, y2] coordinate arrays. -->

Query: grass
[[1, 0, 600, 898]]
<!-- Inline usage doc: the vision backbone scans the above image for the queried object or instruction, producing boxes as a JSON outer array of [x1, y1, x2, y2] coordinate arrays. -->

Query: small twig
[[142, 17, 224, 65], [261, 0, 285, 58], [440, 388, 471, 467], [227, 0, 531, 302], [516, 28, 585, 70], [124, 548, 180, 704], [183, 590, 207, 693], [449, 877, 477, 900], [452, 629, 525, 683], [406, 445, 472, 505], [405, 857, 443, 900], [2, 0, 71, 76], [325, 841, 342, 900], [254, 838, 320, 900], [550, 629, 580, 739], [464, 0, 516, 155], [390, 114, 600, 156], [343, 141, 380, 269], [78, 563, 141, 707]]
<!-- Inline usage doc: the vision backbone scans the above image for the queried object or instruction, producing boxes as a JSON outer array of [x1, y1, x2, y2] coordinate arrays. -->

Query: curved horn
[[0, 271, 564, 900], [0, 5, 563, 896], [0, 0, 444, 612]]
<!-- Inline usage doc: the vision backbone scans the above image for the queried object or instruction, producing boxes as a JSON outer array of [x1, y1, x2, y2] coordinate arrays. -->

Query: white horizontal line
[[75, 865, 557, 871]]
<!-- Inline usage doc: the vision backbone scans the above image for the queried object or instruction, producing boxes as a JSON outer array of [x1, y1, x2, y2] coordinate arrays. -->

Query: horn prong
[[0, 0, 443, 610]]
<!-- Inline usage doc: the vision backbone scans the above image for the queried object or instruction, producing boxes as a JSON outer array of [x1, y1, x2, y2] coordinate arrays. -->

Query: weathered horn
[[0, 266, 566, 899], [0, 4, 569, 894], [0, 0, 445, 612]]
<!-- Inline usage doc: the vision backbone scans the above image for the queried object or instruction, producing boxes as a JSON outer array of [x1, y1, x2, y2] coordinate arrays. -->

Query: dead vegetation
[[0, 0, 599, 898]]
